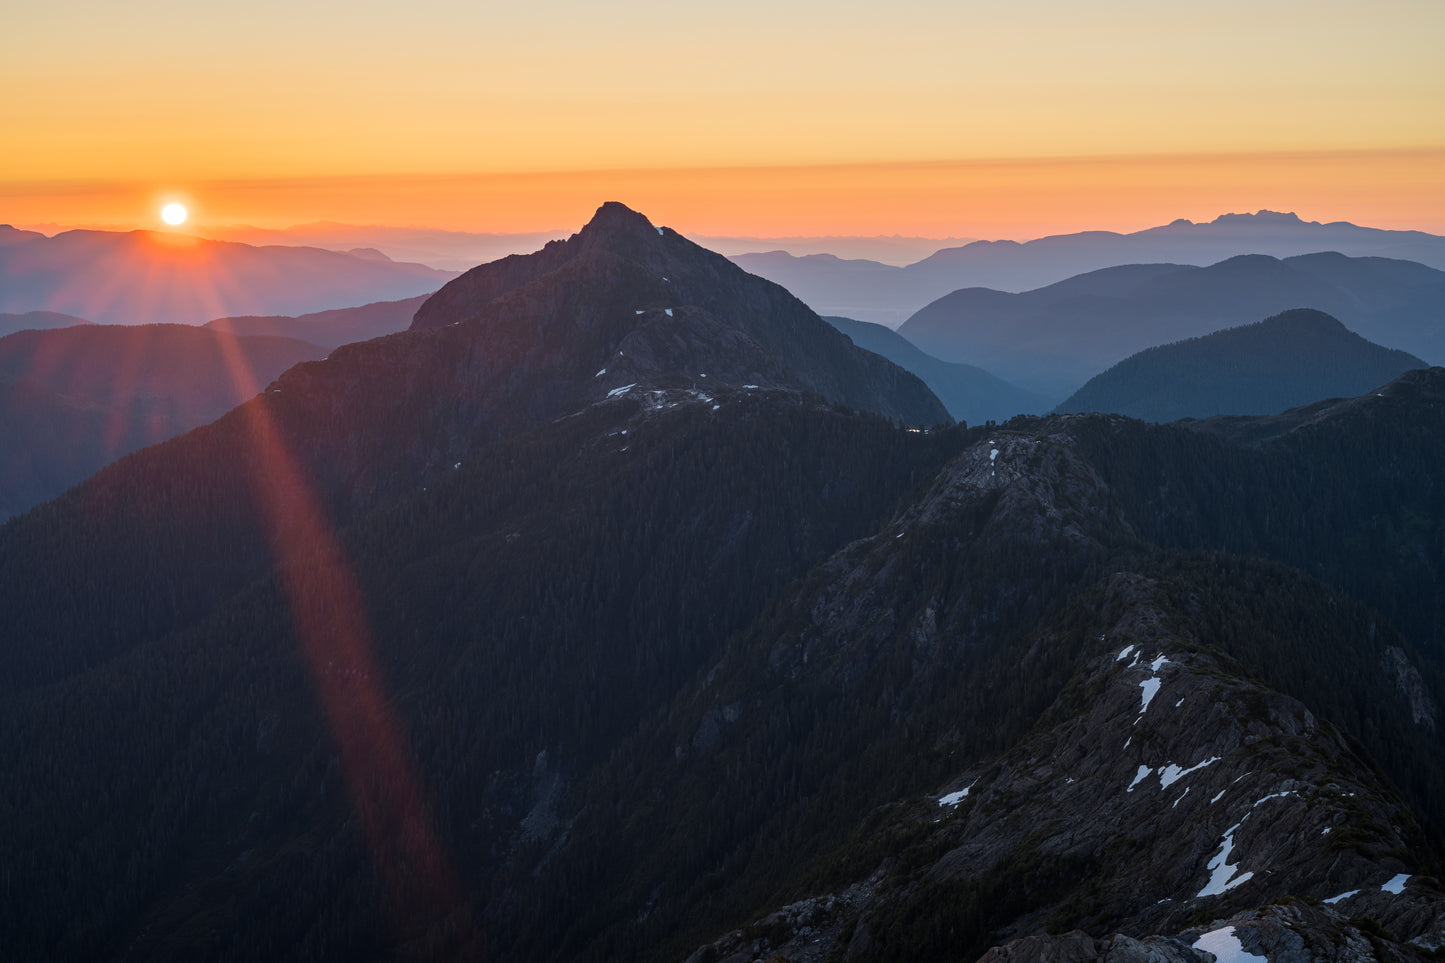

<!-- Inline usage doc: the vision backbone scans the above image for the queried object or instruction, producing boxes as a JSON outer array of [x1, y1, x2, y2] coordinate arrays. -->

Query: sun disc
[[161, 203, 188, 226]]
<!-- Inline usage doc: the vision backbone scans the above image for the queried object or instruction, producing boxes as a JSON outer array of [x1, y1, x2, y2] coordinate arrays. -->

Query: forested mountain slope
[[1057, 308, 1426, 422], [0, 211, 1440, 963], [0, 324, 326, 520]]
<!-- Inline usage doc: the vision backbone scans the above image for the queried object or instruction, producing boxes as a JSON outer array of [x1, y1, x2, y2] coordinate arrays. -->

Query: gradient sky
[[4, 0, 1443, 238]]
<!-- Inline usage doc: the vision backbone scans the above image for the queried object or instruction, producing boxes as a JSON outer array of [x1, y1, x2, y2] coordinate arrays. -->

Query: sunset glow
[[4, 0, 1442, 239], [160, 203, 187, 225]]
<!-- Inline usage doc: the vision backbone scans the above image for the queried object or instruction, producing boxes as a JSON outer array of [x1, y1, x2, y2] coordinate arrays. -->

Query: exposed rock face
[[977, 931, 1209, 963], [767, 429, 1122, 690], [683, 574, 1444, 963], [1383, 646, 1438, 733]]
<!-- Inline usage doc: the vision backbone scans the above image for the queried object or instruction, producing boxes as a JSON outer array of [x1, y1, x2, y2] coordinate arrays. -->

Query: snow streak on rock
[[1198, 822, 1254, 897], [1192, 926, 1267, 963]]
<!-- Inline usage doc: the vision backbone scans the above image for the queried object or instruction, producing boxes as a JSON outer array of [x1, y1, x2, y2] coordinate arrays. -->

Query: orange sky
[[4, 0, 1443, 239]]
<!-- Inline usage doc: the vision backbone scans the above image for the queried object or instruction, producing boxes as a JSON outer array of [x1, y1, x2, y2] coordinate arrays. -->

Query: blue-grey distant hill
[[823, 315, 1049, 423], [0, 324, 325, 520], [1055, 308, 1426, 423], [0, 224, 456, 325], [731, 210, 1445, 325], [204, 294, 428, 349], [896, 251, 1445, 397], [0, 311, 92, 338]]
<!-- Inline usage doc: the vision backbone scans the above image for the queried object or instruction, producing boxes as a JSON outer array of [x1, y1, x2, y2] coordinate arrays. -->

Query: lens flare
[[161, 203, 188, 225]]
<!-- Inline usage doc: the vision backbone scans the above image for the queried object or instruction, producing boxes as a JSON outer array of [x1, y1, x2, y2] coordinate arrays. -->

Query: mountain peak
[[404, 203, 949, 424], [1210, 210, 1310, 226], [579, 200, 659, 238]]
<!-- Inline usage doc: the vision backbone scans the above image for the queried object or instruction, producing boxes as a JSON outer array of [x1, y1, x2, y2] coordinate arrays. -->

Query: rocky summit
[[408, 201, 948, 425]]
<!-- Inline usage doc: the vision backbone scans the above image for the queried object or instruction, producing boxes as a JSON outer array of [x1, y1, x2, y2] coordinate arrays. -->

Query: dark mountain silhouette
[[0, 224, 456, 325], [734, 210, 1445, 324], [897, 251, 1445, 396], [0, 324, 325, 519], [1056, 308, 1426, 422], [203, 294, 428, 349], [824, 315, 1049, 424], [0, 204, 1441, 963], [0, 310, 92, 338], [409, 201, 949, 425]]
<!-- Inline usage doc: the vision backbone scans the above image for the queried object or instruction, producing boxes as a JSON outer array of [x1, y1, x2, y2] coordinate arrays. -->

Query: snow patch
[[938, 780, 976, 807], [1192, 926, 1268, 963], [1117, 645, 1136, 662], [1382, 874, 1410, 894], [1323, 890, 1359, 905], [665, 308, 673, 316], [1159, 756, 1221, 789], [1175, 698, 1185, 708], [595, 368, 607, 377], [1137, 677, 1162, 717], [1211, 789, 1228, 804], [635, 310, 644, 315], [1127, 765, 1153, 792], [990, 448, 1000, 462], [1172, 787, 1191, 809], [1198, 823, 1254, 897], [453, 462, 461, 470], [1150, 655, 1169, 672], [607, 383, 638, 398], [655, 226, 664, 236]]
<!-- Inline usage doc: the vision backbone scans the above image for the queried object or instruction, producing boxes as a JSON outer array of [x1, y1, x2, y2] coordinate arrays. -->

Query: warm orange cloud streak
[[7, 149, 1444, 241]]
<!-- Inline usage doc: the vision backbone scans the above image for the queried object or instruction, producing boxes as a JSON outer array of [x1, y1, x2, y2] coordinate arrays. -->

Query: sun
[[161, 203, 188, 226]]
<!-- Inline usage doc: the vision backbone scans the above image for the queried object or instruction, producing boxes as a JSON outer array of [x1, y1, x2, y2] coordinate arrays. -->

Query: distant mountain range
[[200, 222, 573, 273], [1056, 309, 1427, 422], [897, 251, 1445, 397], [0, 225, 457, 325], [0, 311, 92, 338], [203, 294, 428, 349], [734, 211, 1445, 324], [824, 315, 1049, 424], [185, 223, 969, 271], [0, 324, 325, 519]]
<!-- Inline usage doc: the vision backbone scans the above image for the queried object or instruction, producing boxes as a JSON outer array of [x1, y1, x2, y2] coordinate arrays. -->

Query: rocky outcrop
[[978, 931, 1209, 963], [683, 575, 1444, 963], [1383, 647, 1438, 733]]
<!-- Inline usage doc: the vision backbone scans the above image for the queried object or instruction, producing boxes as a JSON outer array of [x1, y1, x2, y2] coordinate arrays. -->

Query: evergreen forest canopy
[[0, 204, 1441, 962]]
